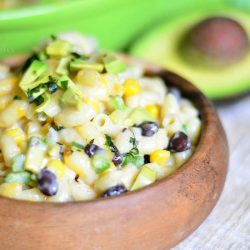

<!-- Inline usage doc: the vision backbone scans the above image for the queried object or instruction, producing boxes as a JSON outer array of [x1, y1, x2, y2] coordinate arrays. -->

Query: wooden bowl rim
[[0, 63, 219, 208]]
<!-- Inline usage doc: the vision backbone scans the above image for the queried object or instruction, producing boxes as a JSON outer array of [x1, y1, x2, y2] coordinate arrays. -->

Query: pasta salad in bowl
[[0, 34, 201, 202]]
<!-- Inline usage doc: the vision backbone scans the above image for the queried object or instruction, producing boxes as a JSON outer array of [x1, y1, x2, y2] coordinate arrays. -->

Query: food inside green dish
[[0, 34, 201, 202], [131, 10, 250, 99]]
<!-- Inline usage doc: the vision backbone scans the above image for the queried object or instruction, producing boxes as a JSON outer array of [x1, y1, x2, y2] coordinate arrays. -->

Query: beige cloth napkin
[[174, 95, 250, 250]]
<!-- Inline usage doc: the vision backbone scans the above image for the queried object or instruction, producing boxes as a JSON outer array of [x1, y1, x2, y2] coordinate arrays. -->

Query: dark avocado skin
[[131, 9, 250, 100]]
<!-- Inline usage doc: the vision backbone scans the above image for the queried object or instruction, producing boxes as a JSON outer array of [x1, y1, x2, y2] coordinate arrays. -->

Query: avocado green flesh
[[131, 9, 250, 99]]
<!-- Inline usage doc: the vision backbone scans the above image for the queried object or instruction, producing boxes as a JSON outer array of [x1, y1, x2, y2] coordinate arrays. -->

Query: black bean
[[168, 131, 191, 152], [140, 121, 159, 137], [84, 143, 100, 157], [37, 169, 58, 196], [46, 81, 58, 94], [144, 154, 150, 164], [101, 185, 127, 198], [112, 152, 123, 166]]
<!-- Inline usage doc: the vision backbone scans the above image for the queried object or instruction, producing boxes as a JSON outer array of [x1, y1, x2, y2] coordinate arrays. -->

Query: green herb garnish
[[13, 95, 22, 100], [122, 134, 142, 167], [53, 125, 64, 131], [59, 80, 68, 90], [105, 134, 118, 153], [34, 95, 44, 106], [129, 136, 139, 155], [72, 141, 84, 150], [122, 154, 144, 168]]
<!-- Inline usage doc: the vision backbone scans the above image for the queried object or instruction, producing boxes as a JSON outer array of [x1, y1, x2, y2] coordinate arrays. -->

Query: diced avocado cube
[[109, 107, 131, 125], [69, 59, 104, 72], [131, 166, 157, 191], [25, 137, 48, 173], [4, 171, 31, 185], [60, 88, 82, 109], [103, 54, 126, 74], [35, 92, 51, 113], [38, 51, 47, 61], [11, 154, 25, 172], [56, 57, 71, 75], [57, 75, 84, 99], [19, 60, 48, 92], [46, 40, 72, 57], [109, 96, 126, 111], [91, 154, 110, 174], [124, 108, 155, 126], [27, 85, 46, 103]]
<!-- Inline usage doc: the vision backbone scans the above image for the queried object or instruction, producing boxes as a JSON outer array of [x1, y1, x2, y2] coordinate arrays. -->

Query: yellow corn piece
[[47, 159, 66, 178], [112, 83, 124, 96], [84, 98, 100, 112], [123, 79, 141, 96], [100, 75, 108, 88], [0, 183, 22, 198], [5, 127, 26, 147], [146, 104, 159, 119], [0, 76, 19, 97], [41, 123, 51, 135], [150, 149, 171, 166]]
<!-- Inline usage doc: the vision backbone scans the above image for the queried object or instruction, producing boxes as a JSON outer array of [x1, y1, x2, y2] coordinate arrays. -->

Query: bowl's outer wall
[[0, 70, 228, 250]]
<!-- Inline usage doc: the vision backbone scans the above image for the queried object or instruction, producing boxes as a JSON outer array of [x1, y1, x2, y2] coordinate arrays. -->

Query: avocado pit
[[183, 16, 249, 66]]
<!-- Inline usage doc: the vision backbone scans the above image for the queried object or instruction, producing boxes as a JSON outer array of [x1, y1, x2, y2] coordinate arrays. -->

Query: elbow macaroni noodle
[[0, 34, 202, 202]]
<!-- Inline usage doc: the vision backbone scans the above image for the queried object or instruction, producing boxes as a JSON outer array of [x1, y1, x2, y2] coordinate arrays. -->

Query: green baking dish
[[0, 0, 229, 59]]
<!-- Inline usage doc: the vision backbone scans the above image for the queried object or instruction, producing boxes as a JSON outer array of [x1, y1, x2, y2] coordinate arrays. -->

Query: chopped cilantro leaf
[[122, 134, 141, 167], [13, 95, 22, 100], [34, 95, 44, 106], [72, 141, 84, 150], [60, 80, 68, 90], [105, 134, 118, 153], [53, 125, 64, 131]]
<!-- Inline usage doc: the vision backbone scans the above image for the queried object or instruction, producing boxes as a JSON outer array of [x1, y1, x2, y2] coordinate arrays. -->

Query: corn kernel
[[17, 105, 26, 117], [47, 160, 66, 178], [5, 127, 26, 146], [84, 98, 100, 112], [0, 182, 22, 198], [41, 123, 50, 135], [112, 83, 124, 96], [146, 104, 159, 119], [100, 75, 108, 88], [123, 79, 141, 96], [150, 150, 170, 166]]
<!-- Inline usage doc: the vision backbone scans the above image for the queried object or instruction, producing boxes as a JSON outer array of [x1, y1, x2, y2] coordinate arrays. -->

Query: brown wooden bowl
[[0, 58, 229, 250]]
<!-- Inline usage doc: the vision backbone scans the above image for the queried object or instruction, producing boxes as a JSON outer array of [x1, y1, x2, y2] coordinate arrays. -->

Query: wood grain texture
[[174, 94, 250, 250], [0, 69, 229, 250]]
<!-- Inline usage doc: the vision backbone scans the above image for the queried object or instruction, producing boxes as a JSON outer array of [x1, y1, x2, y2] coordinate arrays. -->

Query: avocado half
[[131, 9, 250, 99]]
